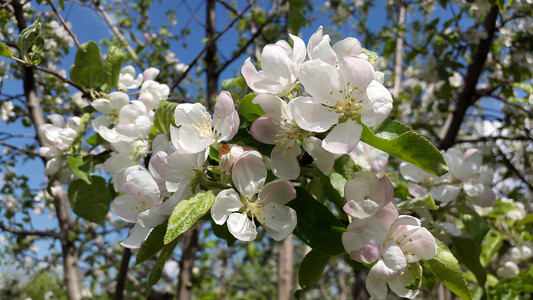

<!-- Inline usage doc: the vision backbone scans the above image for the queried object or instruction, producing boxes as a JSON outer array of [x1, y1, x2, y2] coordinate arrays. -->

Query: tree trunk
[[11, 1, 83, 299], [277, 234, 294, 300], [392, 1, 406, 99], [205, 0, 218, 111], [176, 225, 201, 300]]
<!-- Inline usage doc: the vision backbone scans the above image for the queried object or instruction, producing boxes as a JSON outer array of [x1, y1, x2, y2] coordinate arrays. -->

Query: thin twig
[[46, 0, 80, 47], [170, 0, 255, 93], [0, 140, 40, 156], [455, 135, 533, 143], [92, 1, 145, 70], [0, 223, 60, 238], [497, 145, 533, 193], [34, 65, 90, 97]]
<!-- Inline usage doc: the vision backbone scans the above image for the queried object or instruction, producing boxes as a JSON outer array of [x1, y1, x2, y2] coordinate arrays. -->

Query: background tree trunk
[[277, 234, 294, 300]]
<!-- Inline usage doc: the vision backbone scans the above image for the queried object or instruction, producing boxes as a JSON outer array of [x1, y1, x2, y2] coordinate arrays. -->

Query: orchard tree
[[0, 1, 532, 300]]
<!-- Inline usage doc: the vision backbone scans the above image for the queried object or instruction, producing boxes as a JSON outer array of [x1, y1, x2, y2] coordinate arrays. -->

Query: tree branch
[[497, 145, 533, 193], [455, 135, 533, 143], [169, 0, 255, 93], [0, 223, 60, 238], [34, 65, 91, 98], [114, 247, 132, 300], [438, 5, 499, 150], [0, 140, 40, 156], [45, 0, 80, 47]]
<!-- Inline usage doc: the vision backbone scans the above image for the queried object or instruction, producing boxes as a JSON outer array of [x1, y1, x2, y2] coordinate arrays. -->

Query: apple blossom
[[149, 148, 207, 193], [241, 34, 305, 96], [307, 26, 362, 66], [348, 142, 389, 175], [96, 100, 152, 144], [342, 171, 394, 220], [291, 55, 393, 154], [170, 91, 239, 154], [118, 65, 143, 90], [211, 151, 297, 241], [138, 79, 170, 111], [250, 94, 334, 179]]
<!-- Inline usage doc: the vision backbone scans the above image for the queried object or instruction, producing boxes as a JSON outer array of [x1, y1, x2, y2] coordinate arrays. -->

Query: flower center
[[191, 114, 220, 140], [242, 190, 272, 226], [325, 81, 364, 121], [272, 116, 305, 151]]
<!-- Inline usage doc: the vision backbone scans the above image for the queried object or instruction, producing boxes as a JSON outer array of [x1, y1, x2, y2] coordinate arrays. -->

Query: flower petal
[[259, 179, 296, 205], [232, 151, 266, 197], [270, 145, 301, 180], [360, 80, 393, 126], [389, 269, 419, 299], [303, 136, 335, 175], [322, 119, 362, 154], [121, 223, 152, 249], [332, 37, 362, 58], [299, 59, 341, 101], [261, 203, 297, 241], [290, 96, 338, 132], [250, 116, 278, 145], [227, 213, 257, 241], [211, 189, 243, 225]]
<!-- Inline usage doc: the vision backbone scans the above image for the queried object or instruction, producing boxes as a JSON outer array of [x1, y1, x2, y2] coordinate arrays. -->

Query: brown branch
[[169, 0, 255, 93], [34, 65, 91, 98], [497, 145, 533, 193], [92, 1, 145, 70], [0, 140, 40, 156], [0, 223, 60, 238], [392, 0, 406, 99], [114, 247, 132, 300], [177, 225, 202, 300], [455, 135, 533, 143], [438, 5, 499, 150], [45, 0, 80, 47]]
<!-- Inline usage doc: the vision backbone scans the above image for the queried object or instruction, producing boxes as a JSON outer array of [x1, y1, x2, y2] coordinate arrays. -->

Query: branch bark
[[0, 223, 60, 238], [205, 0, 218, 111], [11, 1, 83, 299], [438, 5, 499, 150], [176, 225, 201, 300], [114, 247, 132, 300], [392, 0, 406, 99], [277, 234, 294, 300]]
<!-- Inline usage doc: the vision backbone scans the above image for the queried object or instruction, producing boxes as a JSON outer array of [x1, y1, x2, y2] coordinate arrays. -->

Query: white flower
[[342, 171, 394, 220], [348, 142, 389, 175], [96, 101, 152, 144], [291, 55, 392, 154], [250, 94, 334, 179], [118, 65, 143, 90], [241, 34, 305, 96], [497, 261, 520, 278], [307, 26, 362, 66], [0, 100, 15, 121], [170, 91, 239, 154], [149, 149, 207, 193], [211, 151, 297, 241], [91, 91, 129, 116], [138, 80, 170, 110]]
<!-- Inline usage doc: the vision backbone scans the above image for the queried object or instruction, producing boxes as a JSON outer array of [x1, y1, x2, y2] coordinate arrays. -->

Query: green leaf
[[451, 236, 486, 286], [288, 0, 305, 34], [296, 250, 331, 298], [287, 187, 346, 255], [518, 213, 533, 225], [221, 76, 245, 91], [103, 45, 124, 89], [19, 18, 42, 58], [69, 112, 92, 153], [333, 154, 358, 180], [397, 193, 439, 211], [146, 238, 178, 292], [480, 231, 503, 267], [67, 155, 93, 184], [136, 223, 167, 265], [328, 172, 346, 198], [405, 262, 423, 290], [164, 190, 216, 244], [31, 36, 44, 53], [211, 220, 236, 246], [70, 41, 105, 90], [0, 42, 12, 58], [360, 119, 448, 176], [67, 176, 113, 224], [425, 239, 472, 300], [489, 199, 518, 216], [86, 133, 106, 147], [153, 100, 178, 136], [238, 93, 264, 123], [361, 48, 379, 65], [30, 54, 41, 65], [458, 205, 489, 244]]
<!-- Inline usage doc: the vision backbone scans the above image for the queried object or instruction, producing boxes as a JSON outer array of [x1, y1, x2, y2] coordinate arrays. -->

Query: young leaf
[[18, 18, 42, 58], [67, 176, 113, 224], [333, 154, 358, 180], [103, 45, 125, 89], [0, 42, 13, 58], [70, 41, 105, 90], [153, 100, 178, 136], [238, 93, 264, 123], [67, 155, 93, 184], [451, 236, 487, 287], [480, 231, 503, 267], [146, 238, 178, 293], [424, 239, 472, 300], [458, 205, 489, 244], [288, 0, 305, 34], [31, 36, 45, 53], [287, 187, 346, 255], [164, 190, 216, 244], [136, 223, 167, 265], [360, 119, 448, 176], [396, 193, 439, 211], [296, 250, 331, 298]]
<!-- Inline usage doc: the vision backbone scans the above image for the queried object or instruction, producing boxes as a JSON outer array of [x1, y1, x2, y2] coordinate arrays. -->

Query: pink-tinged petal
[[430, 184, 461, 204], [250, 116, 278, 144], [270, 145, 301, 180], [232, 151, 266, 197], [92, 99, 114, 114], [173, 103, 208, 127], [374, 202, 399, 230], [343, 199, 380, 219], [360, 80, 393, 126], [149, 151, 199, 183], [350, 244, 382, 264], [307, 26, 324, 59], [339, 56, 375, 90], [103, 153, 135, 174], [227, 213, 257, 241], [211, 189, 243, 225], [290, 97, 338, 132], [299, 59, 341, 101], [261, 203, 297, 241], [407, 182, 426, 198], [122, 168, 160, 203], [229, 112, 240, 140], [241, 58, 284, 94], [400, 227, 437, 262], [109, 91, 130, 110], [308, 34, 337, 66], [260, 179, 296, 205], [322, 120, 362, 154], [289, 33, 306, 65], [377, 244, 408, 280], [342, 231, 364, 253], [389, 270, 419, 299], [121, 223, 153, 249], [366, 267, 389, 300], [379, 175, 394, 203], [137, 206, 167, 228], [119, 101, 147, 123], [112, 194, 148, 223], [303, 136, 335, 175], [332, 37, 362, 58], [173, 124, 215, 154], [345, 171, 379, 203], [252, 94, 287, 120], [399, 162, 429, 183], [143, 67, 160, 81], [260, 44, 293, 84], [213, 91, 238, 140]]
